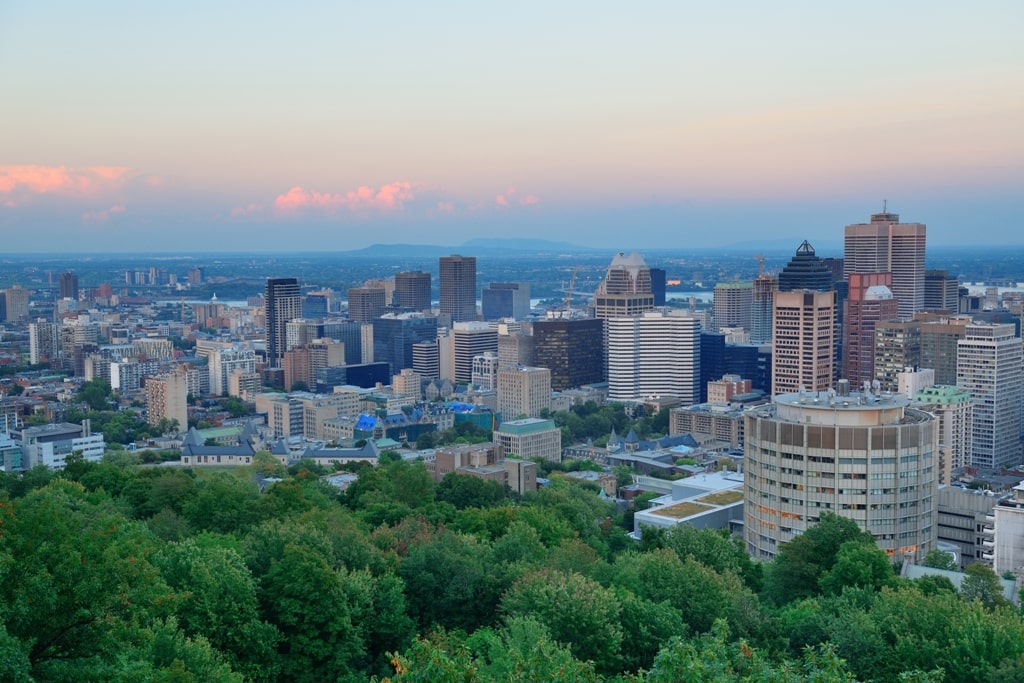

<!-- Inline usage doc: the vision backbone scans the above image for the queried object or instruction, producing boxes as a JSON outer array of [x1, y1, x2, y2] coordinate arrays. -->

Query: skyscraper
[[265, 278, 302, 369], [497, 366, 551, 419], [394, 271, 431, 311], [844, 210, 926, 319], [347, 287, 386, 323], [606, 311, 701, 404], [750, 273, 777, 344], [439, 255, 477, 323], [533, 318, 604, 390], [713, 281, 753, 333], [842, 272, 899, 387], [481, 282, 531, 320], [772, 242, 836, 395], [59, 272, 79, 300], [593, 252, 654, 319], [957, 323, 1023, 469], [924, 270, 959, 313]]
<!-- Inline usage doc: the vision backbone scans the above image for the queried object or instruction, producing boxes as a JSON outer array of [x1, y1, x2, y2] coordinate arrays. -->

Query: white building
[[989, 481, 1024, 579], [493, 418, 562, 463], [13, 422, 106, 469], [956, 323, 1023, 469], [607, 311, 700, 404]]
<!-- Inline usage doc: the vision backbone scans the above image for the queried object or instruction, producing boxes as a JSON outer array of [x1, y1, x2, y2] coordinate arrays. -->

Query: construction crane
[[564, 266, 579, 312], [754, 254, 765, 278]]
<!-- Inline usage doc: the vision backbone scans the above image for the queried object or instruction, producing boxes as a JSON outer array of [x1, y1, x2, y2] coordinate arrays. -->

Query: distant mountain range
[[342, 238, 600, 258]]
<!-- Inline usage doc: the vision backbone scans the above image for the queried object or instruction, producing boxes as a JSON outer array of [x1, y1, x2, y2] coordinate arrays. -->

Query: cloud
[[81, 204, 126, 224], [0, 165, 131, 196], [495, 186, 541, 208], [271, 181, 417, 213]]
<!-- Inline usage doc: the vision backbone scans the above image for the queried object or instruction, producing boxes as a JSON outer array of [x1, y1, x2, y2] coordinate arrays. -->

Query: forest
[[0, 453, 1022, 683]]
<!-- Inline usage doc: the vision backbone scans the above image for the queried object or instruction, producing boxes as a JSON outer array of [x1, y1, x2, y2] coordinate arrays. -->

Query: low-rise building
[[493, 417, 561, 463], [13, 421, 105, 470]]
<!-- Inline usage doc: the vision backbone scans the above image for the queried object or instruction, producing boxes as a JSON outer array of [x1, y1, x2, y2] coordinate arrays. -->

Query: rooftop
[[496, 418, 557, 435]]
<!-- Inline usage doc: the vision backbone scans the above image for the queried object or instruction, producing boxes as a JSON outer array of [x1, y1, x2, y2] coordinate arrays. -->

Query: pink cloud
[[495, 186, 540, 207], [520, 194, 541, 206], [0, 165, 131, 196], [272, 181, 417, 213]]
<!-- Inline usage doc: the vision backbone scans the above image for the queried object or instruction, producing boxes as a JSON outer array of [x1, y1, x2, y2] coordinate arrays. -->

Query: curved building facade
[[744, 390, 937, 561]]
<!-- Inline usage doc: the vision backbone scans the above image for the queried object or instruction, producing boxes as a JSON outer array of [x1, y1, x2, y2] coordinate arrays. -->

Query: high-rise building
[[842, 272, 899, 387], [919, 314, 969, 386], [59, 272, 79, 300], [207, 345, 257, 396], [265, 278, 302, 369], [924, 270, 959, 313], [321, 319, 370, 365], [844, 210, 926, 319], [347, 287, 386, 323], [751, 274, 777, 344], [772, 242, 836, 395], [3, 286, 30, 322], [481, 282, 531, 321], [873, 320, 921, 391], [778, 241, 834, 293], [957, 323, 1023, 469], [713, 281, 753, 333], [471, 352, 500, 391], [649, 268, 667, 307], [607, 311, 701, 404], [145, 372, 188, 432], [593, 252, 654, 319], [394, 271, 432, 312], [744, 390, 938, 561], [532, 318, 604, 390], [451, 322, 498, 383], [29, 321, 61, 365], [372, 313, 438, 375], [497, 366, 551, 419], [439, 255, 477, 323], [498, 329, 535, 369]]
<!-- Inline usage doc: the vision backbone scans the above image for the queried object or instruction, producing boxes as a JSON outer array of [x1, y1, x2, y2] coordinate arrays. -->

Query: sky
[[1, 1, 1022, 252]]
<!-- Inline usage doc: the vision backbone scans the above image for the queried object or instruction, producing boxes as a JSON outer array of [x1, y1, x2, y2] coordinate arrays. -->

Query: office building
[[265, 278, 302, 369], [744, 390, 938, 561], [321, 319, 371, 365], [497, 366, 551, 419], [649, 268, 667, 306], [393, 368, 423, 400], [59, 272, 79, 300], [751, 274, 777, 344], [493, 418, 562, 463], [471, 352, 500, 391], [533, 317, 604, 390], [593, 252, 655, 319], [919, 314, 969, 386], [713, 281, 753, 333], [347, 287, 386, 323], [844, 210, 927, 319], [842, 272, 899, 387], [937, 486, 999, 569], [394, 271, 432, 312], [771, 243, 835, 395], [957, 323, 1023, 469], [207, 345, 258, 396], [412, 340, 440, 379], [873, 320, 922, 391], [482, 282, 531, 321], [13, 422, 105, 470], [924, 270, 959, 313], [451, 322, 498, 383], [498, 329, 534, 368], [606, 311, 701, 404], [913, 385, 972, 486], [439, 255, 477, 323], [372, 313, 438, 375], [145, 372, 188, 432]]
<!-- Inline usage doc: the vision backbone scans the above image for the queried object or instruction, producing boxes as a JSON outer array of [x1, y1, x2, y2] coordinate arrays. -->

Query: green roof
[[914, 385, 971, 404], [496, 418, 558, 436], [196, 426, 243, 439]]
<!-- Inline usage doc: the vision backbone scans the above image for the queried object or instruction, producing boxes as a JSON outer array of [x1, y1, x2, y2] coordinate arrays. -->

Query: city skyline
[[1, 2, 1021, 252]]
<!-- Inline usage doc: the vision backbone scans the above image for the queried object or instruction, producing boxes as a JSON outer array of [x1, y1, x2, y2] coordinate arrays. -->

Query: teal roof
[[914, 385, 971, 404], [496, 418, 557, 436]]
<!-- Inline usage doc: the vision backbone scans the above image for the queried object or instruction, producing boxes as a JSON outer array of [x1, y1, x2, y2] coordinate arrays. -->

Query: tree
[[224, 396, 251, 418], [501, 570, 623, 674], [819, 541, 896, 595], [156, 539, 281, 681], [921, 549, 958, 571], [960, 562, 1007, 608], [436, 472, 507, 510], [77, 378, 112, 411], [762, 511, 876, 605]]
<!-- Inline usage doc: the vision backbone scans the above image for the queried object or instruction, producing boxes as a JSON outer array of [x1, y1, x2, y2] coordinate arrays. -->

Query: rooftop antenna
[[754, 254, 765, 278], [882, 199, 887, 213]]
